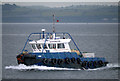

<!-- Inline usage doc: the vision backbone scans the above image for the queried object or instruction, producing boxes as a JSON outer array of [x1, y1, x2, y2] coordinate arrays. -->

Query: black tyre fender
[[51, 58, 57, 65], [93, 61, 98, 68], [71, 57, 76, 63], [42, 58, 49, 64], [82, 61, 88, 68], [57, 59, 64, 65], [76, 58, 82, 64], [65, 57, 71, 64], [98, 60, 104, 66], [88, 61, 94, 68]]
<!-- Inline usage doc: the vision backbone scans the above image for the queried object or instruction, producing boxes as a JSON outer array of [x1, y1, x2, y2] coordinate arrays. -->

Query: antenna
[[53, 14, 55, 33]]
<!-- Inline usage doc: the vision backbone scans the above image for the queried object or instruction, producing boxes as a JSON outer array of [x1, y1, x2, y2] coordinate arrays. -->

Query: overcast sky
[[3, 2, 118, 8]]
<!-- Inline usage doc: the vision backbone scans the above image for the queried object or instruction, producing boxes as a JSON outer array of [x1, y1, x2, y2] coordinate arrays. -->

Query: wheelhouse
[[29, 34, 71, 53], [21, 28, 82, 56]]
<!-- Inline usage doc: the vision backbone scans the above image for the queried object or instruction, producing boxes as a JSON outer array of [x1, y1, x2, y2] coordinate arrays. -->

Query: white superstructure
[[29, 29, 71, 53]]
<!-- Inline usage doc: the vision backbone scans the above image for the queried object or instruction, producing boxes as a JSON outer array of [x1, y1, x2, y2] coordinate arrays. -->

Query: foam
[[5, 64, 81, 71], [87, 63, 120, 71], [5, 63, 119, 71]]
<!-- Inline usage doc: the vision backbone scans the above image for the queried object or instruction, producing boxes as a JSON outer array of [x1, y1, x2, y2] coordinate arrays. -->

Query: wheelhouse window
[[42, 44, 48, 49], [31, 44, 36, 49], [57, 43, 65, 49], [36, 44, 41, 49], [48, 44, 56, 49]]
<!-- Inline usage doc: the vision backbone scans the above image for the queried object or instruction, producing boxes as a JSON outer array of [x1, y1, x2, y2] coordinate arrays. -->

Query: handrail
[[65, 32, 83, 57], [21, 33, 41, 54], [21, 33, 32, 54], [21, 32, 83, 57]]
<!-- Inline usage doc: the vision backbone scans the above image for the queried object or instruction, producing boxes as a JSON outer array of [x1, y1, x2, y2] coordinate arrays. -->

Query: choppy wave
[[5, 63, 120, 71]]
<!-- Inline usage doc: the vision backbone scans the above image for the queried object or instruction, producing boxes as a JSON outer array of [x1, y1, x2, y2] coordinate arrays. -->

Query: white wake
[[87, 63, 120, 71], [5, 63, 119, 71], [5, 64, 81, 71]]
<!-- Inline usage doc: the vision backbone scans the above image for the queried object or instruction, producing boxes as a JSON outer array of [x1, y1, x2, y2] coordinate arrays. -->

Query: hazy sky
[[3, 2, 118, 8]]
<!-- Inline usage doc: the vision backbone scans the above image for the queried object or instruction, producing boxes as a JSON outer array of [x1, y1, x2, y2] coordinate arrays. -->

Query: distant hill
[[2, 4, 118, 23]]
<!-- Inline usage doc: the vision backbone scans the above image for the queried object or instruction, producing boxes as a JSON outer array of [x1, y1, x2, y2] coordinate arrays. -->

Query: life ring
[[71, 57, 76, 63], [65, 57, 71, 64], [76, 58, 81, 64], [51, 59, 57, 65], [57, 59, 63, 65], [42, 58, 49, 64]]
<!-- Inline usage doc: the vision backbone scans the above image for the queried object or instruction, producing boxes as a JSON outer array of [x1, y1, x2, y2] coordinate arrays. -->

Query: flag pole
[[53, 14, 55, 33]]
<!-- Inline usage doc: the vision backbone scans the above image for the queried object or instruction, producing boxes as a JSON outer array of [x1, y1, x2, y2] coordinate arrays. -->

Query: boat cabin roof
[[29, 38, 71, 44]]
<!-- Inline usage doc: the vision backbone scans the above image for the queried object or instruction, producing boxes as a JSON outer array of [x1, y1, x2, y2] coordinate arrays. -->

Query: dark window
[[57, 43, 65, 49], [53, 44, 56, 49], [36, 44, 41, 49], [31, 44, 36, 49], [62, 43, 65, 48], [42, 44, 48, 49], [57, 44, 61, 48], [48, 44, 56, 49]]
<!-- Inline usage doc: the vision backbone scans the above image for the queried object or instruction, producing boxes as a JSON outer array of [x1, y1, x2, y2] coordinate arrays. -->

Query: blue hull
[[16, 52, 108, 69]]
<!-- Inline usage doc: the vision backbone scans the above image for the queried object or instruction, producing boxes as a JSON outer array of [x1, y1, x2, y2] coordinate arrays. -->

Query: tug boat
[[16, 15, 108, 69]]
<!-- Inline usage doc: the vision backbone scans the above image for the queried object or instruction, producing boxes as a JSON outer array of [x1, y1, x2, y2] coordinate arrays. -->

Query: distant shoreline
[[3, 4, 118, 24]]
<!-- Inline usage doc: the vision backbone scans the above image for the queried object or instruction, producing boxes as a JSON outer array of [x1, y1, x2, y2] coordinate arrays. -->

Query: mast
[[53, 14, 55, 33]]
